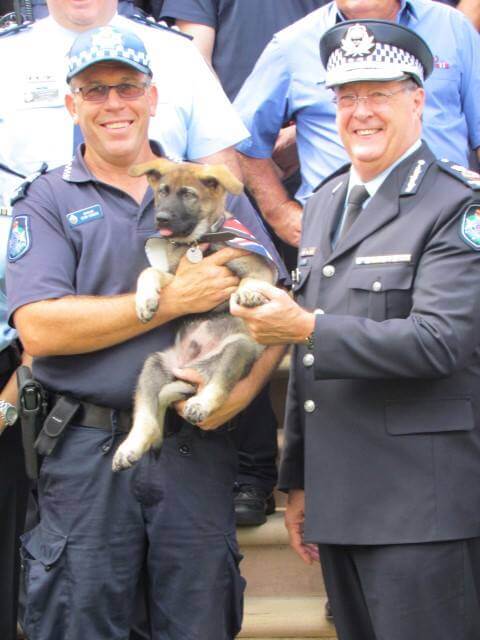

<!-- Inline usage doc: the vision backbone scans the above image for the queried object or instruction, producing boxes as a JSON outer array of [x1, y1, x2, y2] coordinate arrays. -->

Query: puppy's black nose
[[155, 211, 172, 226]]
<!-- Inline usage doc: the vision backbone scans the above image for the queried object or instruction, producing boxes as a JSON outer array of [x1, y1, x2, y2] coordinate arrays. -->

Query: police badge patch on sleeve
[[460, 205, 480, 250], [8, 215, 31, 262]]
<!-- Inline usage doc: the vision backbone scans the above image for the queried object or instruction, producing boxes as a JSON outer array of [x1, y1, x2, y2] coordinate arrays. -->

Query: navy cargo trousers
[[20, 421, 245, 639]]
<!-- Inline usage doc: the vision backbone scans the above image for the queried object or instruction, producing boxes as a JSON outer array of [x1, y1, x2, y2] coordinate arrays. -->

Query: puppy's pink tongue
[[159, 229, 173, 237]]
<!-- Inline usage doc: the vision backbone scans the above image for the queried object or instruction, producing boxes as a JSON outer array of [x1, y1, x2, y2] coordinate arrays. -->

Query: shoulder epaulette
[[437, 159, 480, 191], [312, 162, 350, 193], [10, 162, 48, 205], [128, 14, 193, 40], [0, 19, 32, 38]]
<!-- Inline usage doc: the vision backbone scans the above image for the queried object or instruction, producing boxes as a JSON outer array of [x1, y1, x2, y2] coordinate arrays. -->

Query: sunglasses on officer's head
[[72, 81, 151, 103]]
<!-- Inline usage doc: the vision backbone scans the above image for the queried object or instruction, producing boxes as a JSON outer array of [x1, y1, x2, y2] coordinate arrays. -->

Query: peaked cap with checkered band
[[320, 20, 433, 88], [66, 25, 152, 82]]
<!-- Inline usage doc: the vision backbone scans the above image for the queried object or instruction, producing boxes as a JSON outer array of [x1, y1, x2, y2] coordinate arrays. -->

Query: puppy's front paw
[[112, 442, 142, 472], [235, 287, 266, 308], [136, 292, 159, 323], [184, 398, 211, 425]]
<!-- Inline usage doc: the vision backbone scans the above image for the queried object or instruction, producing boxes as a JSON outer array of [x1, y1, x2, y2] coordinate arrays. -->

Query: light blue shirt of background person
[[0, 215, 17, 352], [234, 0, 480, 205]]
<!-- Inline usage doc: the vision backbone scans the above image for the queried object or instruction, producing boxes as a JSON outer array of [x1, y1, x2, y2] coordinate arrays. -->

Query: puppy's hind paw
[[235, 288, 267, 308], [112, 445, 142, 472], [184, 399, 210, 425], [136, 296, 159, 323]]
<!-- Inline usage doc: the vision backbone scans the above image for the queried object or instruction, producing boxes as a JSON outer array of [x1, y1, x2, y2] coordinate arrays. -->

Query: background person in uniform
[[231, 20, 480, 640], [158, 0, 329, 526], [0, 0, 249, 209], [234, 0, 480, 249], [6, 25, 285, 640]]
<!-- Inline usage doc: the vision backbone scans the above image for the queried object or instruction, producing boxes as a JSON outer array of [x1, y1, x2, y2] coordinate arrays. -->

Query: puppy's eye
[[200, 178, 219, 190], [158, 184, 169, 197], [178, 187, 197, 200]]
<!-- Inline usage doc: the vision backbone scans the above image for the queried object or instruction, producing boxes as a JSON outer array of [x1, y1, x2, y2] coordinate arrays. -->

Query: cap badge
[[92, 27, 124, 50], [341, 24, 375, 58]]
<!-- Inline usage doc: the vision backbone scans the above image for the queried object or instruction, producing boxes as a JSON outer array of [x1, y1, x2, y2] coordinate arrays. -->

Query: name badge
[[355, 254, 411, 265], [66, 204, 104, 227]]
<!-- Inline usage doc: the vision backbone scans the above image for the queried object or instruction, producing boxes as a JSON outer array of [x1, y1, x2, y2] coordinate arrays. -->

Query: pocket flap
[[385, 397, 474, 435], [21, 524, 67, 566], [348, 266, 414, 291]]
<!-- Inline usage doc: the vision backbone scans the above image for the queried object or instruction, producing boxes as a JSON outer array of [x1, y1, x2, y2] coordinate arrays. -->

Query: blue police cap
[[66, 25, 152, 83], [320, 20, 433, 88]]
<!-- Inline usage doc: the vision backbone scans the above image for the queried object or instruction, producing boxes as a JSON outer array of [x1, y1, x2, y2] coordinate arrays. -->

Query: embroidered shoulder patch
[[8, 215, 31, 262], [460, 204, 480, 250]]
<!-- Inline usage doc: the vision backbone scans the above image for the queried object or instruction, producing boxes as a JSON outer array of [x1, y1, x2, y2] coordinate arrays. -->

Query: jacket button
[[372, 280, 382, 292], [303, 353, 315, 367], [179, 444, 191, 456], [304, 400, 315, 413], [322, 264, 335, 277]]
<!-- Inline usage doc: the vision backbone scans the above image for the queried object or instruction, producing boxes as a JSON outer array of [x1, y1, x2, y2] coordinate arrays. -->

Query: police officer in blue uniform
[[6, 25, 285, 639], [232, 20, 480, 640]]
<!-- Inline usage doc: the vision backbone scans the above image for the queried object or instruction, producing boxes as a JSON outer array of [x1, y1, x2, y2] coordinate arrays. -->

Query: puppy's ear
[[129, 158, 179, 179], [198, 165, 244, 195]]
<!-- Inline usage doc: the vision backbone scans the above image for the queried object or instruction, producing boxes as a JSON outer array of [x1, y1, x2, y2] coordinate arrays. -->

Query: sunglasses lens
[[80, 83, 146, 102]]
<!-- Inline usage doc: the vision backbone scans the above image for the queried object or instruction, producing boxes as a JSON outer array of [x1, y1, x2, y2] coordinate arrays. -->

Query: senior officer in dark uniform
[[6, 25, 285, 640], [231, 19, 480, 640]]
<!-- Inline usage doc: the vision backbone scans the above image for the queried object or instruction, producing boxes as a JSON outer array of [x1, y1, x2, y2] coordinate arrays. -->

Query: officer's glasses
[[72, 82, 150, 103], [332, 86, 413, 110]]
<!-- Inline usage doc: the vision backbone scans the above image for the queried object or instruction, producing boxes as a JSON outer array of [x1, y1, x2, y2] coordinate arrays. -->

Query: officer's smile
[[101, 120, 134, 131]]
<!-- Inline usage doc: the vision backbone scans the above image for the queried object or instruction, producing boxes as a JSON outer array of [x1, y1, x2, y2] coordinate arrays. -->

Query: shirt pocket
[[347, 266, 414, 321]]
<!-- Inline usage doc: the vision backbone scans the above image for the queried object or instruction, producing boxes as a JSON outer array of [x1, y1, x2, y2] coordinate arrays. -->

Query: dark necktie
[[339, 184, 369, 242]]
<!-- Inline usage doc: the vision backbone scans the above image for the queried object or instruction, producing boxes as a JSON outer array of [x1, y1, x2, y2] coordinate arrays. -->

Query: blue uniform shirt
[[6, 146, 285, 409], [234, 0, 480, 204]]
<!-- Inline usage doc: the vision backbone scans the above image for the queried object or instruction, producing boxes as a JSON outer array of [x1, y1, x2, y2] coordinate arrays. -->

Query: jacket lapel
[[328, 143, 434, 261], [318, 177, 348, 260]]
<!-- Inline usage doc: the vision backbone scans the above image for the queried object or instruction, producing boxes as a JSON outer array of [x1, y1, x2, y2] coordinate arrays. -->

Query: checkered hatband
[[67, 45, 151, 78], [326, 42, 424, 86], [328, 42, 423, 81]]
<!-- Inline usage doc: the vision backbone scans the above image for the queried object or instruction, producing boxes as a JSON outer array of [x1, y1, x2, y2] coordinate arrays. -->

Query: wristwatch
[[305, 308, 325, 350], [0, 400, 18, 428]]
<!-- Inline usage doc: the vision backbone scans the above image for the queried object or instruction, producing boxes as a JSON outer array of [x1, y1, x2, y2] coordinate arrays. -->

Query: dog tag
[[186, 245, 203, 264]]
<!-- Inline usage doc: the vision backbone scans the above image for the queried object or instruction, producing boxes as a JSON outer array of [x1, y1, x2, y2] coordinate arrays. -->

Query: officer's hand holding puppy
[[230, 281, 314, 346]]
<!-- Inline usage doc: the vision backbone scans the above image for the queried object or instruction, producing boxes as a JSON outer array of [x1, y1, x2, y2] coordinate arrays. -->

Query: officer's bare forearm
[[13, 292, 184, 358], [237, 154, 292, 221], [183, 343, 287, 429], [237, 153, 302, 245]]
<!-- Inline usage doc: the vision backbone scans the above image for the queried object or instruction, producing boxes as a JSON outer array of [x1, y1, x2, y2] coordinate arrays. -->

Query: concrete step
[[238, 512, 325, 597], [239, 596, 335, 638]]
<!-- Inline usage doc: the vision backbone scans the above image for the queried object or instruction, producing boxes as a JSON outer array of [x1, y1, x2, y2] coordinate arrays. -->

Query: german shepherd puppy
[[112, 159, 277, 472]]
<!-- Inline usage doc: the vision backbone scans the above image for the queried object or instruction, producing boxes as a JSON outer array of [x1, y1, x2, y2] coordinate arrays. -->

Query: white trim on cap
[[326, 37, 425, 88]]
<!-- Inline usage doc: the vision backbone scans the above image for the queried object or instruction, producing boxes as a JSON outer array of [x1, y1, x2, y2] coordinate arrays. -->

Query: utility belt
[[17, 367, 189, 480], [17, 367, 133, 479]]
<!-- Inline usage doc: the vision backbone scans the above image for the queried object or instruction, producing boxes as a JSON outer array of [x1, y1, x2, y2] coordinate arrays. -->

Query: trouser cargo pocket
[[20, 523, 68, 639], [225, 534, 246, 637]]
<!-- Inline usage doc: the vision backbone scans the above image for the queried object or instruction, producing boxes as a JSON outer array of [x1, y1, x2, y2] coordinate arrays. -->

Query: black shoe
[[234, 484, 275, 526], [325, 599, 334, 622]]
